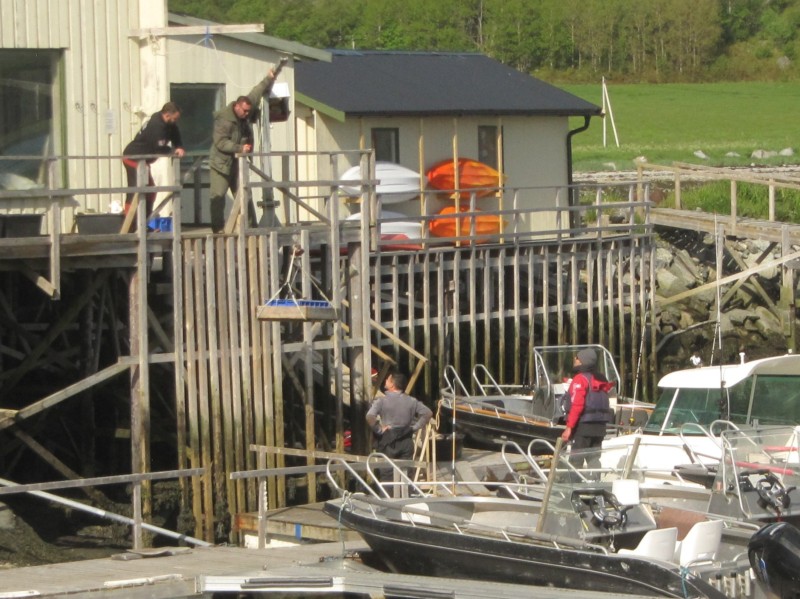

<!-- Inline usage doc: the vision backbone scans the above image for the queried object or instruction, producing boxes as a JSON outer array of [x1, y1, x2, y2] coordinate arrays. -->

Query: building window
[[478, 125, 502, 169], [170, 84, 225, 154], [0, 50, 61, 188], [371, 128, 399, 163]]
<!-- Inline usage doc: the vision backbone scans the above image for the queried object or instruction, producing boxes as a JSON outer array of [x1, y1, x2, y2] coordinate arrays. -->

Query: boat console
[[567, 486, 657, 548]]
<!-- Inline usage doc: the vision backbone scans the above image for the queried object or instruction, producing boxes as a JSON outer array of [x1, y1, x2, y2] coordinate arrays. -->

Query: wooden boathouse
[[1, 0, 798, 552], [0, 147, 660, 544]]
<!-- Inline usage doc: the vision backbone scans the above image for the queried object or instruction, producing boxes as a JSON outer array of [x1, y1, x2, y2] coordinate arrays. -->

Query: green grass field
[[562, 81, 800, 172]]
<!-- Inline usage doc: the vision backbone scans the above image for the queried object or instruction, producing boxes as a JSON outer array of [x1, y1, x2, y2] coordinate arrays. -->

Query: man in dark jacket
[[208, 68, 277, 233], [366, 372, 432, 483], [122, 102, 185, 216], [561, 348, 614, 474]]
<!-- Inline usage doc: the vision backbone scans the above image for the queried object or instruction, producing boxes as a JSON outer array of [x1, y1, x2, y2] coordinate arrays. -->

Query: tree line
[[168, 0, 800, 82]]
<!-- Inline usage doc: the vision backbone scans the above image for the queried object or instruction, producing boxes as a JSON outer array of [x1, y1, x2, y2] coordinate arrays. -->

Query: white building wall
[[301, 110, 573, 232]]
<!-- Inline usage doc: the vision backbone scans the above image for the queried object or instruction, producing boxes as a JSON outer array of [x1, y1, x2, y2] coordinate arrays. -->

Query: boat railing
[[501, 440, 548, 483], [341, 493, 609, 553], [678, 420, 739, 464], [324, 454, 445, 499], [472, 364, 528, 397], [441, 394, 553, 426], [443, 364, 470, 396]]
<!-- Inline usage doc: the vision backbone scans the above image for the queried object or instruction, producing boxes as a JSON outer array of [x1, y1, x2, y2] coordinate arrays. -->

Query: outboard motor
[[748, 522, 800, 598]]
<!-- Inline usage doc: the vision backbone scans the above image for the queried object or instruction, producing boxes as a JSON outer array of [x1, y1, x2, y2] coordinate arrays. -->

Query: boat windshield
[[644, 374, 800, 434], [716, 426, 800, 518], [534, 345, 620, 390]]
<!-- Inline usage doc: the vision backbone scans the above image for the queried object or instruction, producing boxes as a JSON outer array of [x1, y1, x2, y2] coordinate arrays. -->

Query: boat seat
[[401, 502, 431, 525], [611, 479, 640, 506], [674, 519, 723, 566], [618, 527, 678, 562]]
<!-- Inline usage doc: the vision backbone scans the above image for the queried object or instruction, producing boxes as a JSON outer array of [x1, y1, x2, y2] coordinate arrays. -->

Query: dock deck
[[0, 539, 648, 598]]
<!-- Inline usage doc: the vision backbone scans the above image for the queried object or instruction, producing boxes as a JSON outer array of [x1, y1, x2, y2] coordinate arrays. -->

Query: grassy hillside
[[563, 81, 800, 172]]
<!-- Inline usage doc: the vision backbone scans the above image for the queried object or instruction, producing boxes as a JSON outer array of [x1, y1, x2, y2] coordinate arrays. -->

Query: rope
[[680, 565, 690, 599]]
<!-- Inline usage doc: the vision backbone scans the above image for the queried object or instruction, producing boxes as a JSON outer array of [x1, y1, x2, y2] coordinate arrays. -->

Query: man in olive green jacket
[[208, 68, 277, 233]]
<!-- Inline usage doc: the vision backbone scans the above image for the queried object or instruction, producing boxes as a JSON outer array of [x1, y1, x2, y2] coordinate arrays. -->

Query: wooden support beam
[[20, 261, 57, 298], [0, 358, 133, 431], [721, 240, 780, 318], [658, 249, 800, 306], [11, 428, 112, 508], [129, 24, 264, 39], [1, 270, 112, 393]]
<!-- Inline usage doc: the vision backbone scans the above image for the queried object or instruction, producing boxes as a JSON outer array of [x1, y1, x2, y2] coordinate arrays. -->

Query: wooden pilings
[[172, 228, 654, 542]]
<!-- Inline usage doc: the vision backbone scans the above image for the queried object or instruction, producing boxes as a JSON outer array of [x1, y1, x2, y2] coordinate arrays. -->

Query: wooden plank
[[658, 248, 800, 306], [607, 243, 616, 357], [469, 247, 477, 375], [569, 247, 578, 345], [215, 237, 236, 533], [328, 197, 345, 455], [2, 270, 111, 392], [452, 252, 461, 373], [0, 359, 132, 430], [129, 24, 264, 38], [597, 244, 606, 349], [511, 248, 520, 382], [183, 239, 202, 539], [235, 231, 253, 515], [206, 238, 224, 540], [256, 303, 337, 321], [173, 232, 188, 514], [267, 233, 286, 507], [299, 229, 317, 503], [195, 239, 213, 541], [256, 236, 275, 507], [422, 252, 432, 393], [616, 243, 626, 369], [526, 250, 535, 379], [247, 235, 264, 510]]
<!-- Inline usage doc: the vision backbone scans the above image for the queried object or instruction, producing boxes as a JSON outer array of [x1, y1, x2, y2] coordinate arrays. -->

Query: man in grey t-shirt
[[366, 372, 432, 481]]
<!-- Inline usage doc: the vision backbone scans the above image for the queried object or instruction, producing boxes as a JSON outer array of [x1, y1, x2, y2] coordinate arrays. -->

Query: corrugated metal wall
[[1, 0, 146, 225]]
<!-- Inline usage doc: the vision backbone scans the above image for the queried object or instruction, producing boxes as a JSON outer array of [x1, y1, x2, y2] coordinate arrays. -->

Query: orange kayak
[[429, 205, 505, 242], [426, 158, 502, 199]]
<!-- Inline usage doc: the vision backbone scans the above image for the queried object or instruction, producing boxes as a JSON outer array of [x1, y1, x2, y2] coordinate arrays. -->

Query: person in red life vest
[[122, 102, 185, 217], [560, 348, 614, 474]]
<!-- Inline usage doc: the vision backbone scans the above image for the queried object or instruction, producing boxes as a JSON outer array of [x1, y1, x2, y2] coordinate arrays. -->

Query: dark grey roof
[[296, 50, 601, 117]]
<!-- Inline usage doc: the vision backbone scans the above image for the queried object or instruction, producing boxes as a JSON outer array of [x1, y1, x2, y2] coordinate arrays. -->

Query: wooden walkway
[[651, 207, 800, 244]]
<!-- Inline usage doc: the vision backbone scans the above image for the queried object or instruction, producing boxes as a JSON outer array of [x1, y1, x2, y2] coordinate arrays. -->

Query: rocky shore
[[652, 226, 796, 373]]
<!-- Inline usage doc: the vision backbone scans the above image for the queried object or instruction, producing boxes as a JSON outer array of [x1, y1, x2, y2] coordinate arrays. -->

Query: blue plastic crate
[[147, 216, 173, 232], [265, 298, 331, 308], [259, 297, 337, 321]]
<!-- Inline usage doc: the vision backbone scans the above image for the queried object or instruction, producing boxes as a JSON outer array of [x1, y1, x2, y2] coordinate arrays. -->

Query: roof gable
[[296, 50, 601, 118], [168, 13, 331, 62]]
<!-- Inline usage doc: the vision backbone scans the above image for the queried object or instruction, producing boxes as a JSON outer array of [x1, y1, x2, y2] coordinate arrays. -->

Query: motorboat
[[325, 472, 784, 598], [602, 353, 800, 484], [438, 344, 654, 450], [324, 429, 800, 598], [501, 426, 800, 528]]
